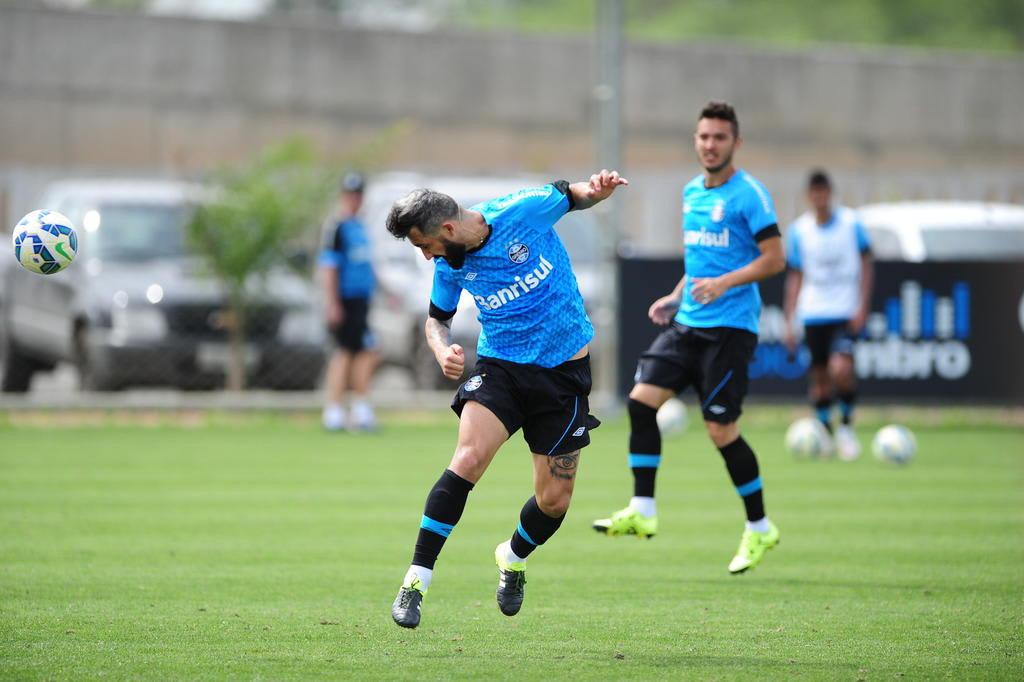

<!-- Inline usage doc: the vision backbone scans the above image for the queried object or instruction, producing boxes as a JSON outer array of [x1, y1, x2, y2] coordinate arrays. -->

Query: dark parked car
[[1, 179, 326, 392]]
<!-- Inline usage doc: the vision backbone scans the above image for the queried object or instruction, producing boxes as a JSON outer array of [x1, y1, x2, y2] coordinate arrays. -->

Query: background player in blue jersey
[[384, 169, 628, 628], [318, 172, 379, 431], [593, 102, 787, 575], [784, 170, 874, 460]]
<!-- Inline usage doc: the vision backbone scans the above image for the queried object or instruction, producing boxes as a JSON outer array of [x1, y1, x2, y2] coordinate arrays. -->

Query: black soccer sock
[[627, 399, 661, 498], [411, 469, 474, 569], [509, 496, 566, 559], [718, 436, 766, 522], [837, 390, 857, 426], [814, 398, 834, 434]]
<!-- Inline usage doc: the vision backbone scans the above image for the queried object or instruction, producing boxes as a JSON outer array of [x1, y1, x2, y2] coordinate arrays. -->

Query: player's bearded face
[[695, 119, 738, 174], [440, 237, 468, 269]]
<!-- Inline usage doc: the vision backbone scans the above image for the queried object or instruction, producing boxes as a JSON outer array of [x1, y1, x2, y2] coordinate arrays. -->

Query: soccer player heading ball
[[385, 170, 628, 628], [593, 102, 787, 574]]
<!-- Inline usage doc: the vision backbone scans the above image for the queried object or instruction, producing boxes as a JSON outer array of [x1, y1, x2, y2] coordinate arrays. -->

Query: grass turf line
[[1, 413, 1021, 680]]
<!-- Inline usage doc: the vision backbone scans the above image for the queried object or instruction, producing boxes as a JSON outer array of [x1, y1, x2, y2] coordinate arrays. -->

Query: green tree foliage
[[186, 138, 332, 391], [462, 0, 1024, 52]]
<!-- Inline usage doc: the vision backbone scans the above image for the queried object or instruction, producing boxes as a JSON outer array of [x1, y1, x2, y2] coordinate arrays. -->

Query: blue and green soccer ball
[[12, 209, 78, 275]]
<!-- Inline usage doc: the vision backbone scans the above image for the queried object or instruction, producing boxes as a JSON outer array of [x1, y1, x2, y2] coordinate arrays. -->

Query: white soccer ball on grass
[[872, 424, 917, 465], [785, 417, 833, 458]]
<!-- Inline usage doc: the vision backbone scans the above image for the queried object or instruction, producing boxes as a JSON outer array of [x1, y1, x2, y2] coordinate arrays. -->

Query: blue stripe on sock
[[816, 405, 831, 425], [736, 477, 762, 497], [420, 515, 454, 538], [629, 453, 662, 468], [516, 522, 537, 546], [838, 401, 853, 420]]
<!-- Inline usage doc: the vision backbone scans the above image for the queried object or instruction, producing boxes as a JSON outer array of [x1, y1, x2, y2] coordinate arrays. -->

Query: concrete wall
[[2, 5, 1023, 177]]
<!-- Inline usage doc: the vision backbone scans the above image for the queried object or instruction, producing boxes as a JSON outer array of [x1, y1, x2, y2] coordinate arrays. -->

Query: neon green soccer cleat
[[728, 522, 780, 574], [494, 544, 526, 616], [592, 506, 658, 539]]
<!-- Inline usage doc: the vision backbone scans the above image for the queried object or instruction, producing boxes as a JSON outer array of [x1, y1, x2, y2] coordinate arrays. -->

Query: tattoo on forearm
[[549, 451, 579, 480]]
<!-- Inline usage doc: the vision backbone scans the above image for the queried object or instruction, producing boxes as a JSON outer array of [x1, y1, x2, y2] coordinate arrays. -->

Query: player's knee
[[449, 444, 489, 481], [536, 488, 572, 517], [705, 421, 739, 448], [628, 397, 658, 426]]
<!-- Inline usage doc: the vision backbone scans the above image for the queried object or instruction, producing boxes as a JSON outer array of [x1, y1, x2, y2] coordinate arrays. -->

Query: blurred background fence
[[1, 1, 1022, 406]]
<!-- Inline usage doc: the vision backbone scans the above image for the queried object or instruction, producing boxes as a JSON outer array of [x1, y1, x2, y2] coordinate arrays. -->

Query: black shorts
[[329, 297, 375, 353], [804, 321, 855, 367], [451, 355, 601, 456], [633, 324, 757, 424]]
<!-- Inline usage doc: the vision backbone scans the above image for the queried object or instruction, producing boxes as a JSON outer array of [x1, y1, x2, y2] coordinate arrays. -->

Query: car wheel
[[74, 326, 121, 392]]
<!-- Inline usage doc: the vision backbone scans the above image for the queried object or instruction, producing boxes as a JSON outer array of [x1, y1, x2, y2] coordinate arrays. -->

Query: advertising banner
[[617, 259, 1024, 403]]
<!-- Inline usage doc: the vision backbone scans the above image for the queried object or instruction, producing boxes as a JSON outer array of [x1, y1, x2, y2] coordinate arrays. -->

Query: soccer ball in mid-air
[[656, 397, 688, 436], [872, 425, 916, 465], [785, 417, 832, 458], [11, 209, 78, 275]]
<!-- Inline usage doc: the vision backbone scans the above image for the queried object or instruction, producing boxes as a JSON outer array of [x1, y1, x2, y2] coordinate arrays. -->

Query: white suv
[[857, 201, 1024, 261]]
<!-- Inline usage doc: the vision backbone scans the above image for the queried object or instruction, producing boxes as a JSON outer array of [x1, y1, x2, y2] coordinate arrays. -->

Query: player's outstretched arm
[[425, 316, 465, 380], [690, 235, 786, 305], [568, 169, 629, 211]]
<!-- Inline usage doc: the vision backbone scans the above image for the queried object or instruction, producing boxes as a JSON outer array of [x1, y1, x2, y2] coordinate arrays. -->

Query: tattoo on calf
[[549, 450, 580, 480]]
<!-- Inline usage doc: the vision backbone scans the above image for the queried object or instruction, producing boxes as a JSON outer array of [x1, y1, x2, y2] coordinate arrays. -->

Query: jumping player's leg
[[392, 402, 509, 628], [495, 450, 581, 616]]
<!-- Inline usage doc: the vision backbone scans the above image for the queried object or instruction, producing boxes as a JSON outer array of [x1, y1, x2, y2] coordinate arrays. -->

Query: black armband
[[429, 302, 456, 321], [754, 224, 781, 242], [550, 180, 576, 211]]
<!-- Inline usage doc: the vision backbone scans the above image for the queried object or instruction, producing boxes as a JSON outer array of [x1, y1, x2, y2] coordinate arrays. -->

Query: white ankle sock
[[500, 540, 527, 564], [630, 496, 657, 518], [404, 565, 433, 591], [746, 517, 770, 533]]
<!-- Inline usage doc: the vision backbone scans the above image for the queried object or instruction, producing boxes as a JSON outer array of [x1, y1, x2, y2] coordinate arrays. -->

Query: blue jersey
[[430, 184, 594, 367], [319, 216, 375, 299], [676, 169, 778, 334]]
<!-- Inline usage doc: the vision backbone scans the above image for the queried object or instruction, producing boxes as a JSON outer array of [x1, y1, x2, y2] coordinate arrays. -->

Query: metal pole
[[593, 0, 623, 408]]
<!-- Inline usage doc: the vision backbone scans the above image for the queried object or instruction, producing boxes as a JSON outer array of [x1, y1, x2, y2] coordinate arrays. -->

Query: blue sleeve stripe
[[420, 515, 454, 538], [701, 369, 734, 409], [736, 476, 762, 497], [629, 453, 662, 468], [516, 522, 538, 546]]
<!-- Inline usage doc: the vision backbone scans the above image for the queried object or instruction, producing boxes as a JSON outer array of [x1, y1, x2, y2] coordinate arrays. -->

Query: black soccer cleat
[[494, 544, 527, 617], [391, 584, 425, 629]]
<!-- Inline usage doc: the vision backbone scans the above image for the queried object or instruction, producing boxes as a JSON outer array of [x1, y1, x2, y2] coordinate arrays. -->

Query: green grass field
[[1, 408, 1022, 680]]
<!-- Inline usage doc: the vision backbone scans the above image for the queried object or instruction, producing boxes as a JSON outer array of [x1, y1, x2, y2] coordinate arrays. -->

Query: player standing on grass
[[593, 101, 786, 574], [319, 172, 379, 432], [385, 170, 628, 628], [783, 170, 873, 460]]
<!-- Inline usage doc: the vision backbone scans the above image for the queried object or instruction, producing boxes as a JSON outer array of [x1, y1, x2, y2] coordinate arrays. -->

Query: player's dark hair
[[808, 169, 832, 190], [385, 189, 460, 240], [699, 101, 739, 138]]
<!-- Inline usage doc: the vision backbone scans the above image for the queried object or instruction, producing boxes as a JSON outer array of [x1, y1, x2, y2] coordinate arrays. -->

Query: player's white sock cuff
[[501, 540, 527, 564], [630, 496, 657, 518], [746, 517, 770, 533], [404, 565, 433, 591]]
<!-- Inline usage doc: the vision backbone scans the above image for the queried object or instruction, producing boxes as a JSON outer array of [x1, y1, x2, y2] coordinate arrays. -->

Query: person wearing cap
[[319, 172, 378, 431], [783, 169, 874, 460]]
